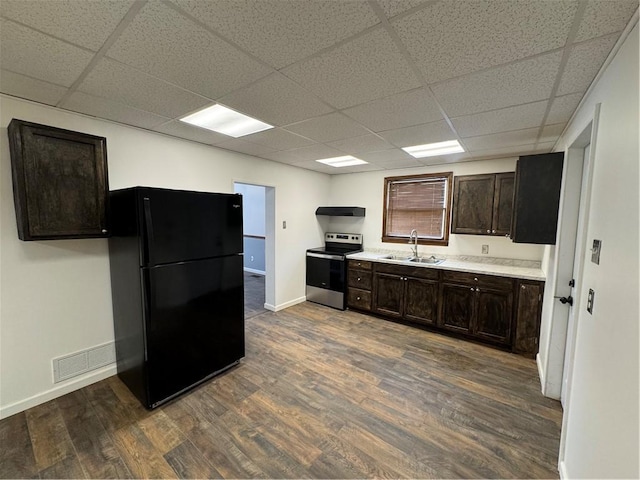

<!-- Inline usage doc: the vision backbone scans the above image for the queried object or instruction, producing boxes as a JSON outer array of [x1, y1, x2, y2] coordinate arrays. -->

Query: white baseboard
[[0, 364, 117, 419], [264, 296, 306, 312], [559, 460, 568, 479], [243, 267, 265, 276]]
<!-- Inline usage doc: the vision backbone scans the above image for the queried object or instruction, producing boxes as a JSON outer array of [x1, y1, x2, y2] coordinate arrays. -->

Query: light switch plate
[[587, 288, 595, 314], [591, 239, 601, 264], [482, 244, 489, 254]]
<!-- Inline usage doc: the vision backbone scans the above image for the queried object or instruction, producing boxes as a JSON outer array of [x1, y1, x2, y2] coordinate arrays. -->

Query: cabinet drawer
[[348, 269, 372, 290], [442, 270, 514, 290], [374, 262, 439, 280], [349, 259, 372, 270], [347, 288, 371, 311]]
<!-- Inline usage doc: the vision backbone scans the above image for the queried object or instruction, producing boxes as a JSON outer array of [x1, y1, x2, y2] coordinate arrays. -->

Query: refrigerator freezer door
[[140, 189, 243, 266], [143, 255, 244, 407]]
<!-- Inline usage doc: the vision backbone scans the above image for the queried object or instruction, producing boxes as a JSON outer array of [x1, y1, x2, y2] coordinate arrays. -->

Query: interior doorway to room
[[234, 182, 274, 318]]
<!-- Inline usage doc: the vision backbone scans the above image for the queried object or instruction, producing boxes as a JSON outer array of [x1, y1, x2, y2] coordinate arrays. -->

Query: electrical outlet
[[250, 255, 254, 262], [591, 239, 601, 264], [482, 245, 489, 254]]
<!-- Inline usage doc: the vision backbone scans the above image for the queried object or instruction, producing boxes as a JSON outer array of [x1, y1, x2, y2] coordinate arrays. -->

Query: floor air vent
[[52, 342, 116, 383]]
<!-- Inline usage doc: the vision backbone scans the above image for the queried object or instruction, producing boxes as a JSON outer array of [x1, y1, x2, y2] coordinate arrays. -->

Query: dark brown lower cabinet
[[348, 259, 543, 356], [439, 271, 514, 346], [372, 263, 438, 326]]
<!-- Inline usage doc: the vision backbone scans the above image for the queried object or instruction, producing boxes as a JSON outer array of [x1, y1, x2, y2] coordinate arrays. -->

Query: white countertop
[[347, 251, 546, 281]]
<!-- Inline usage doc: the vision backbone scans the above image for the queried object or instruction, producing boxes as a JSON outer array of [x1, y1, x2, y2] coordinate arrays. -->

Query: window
[[382, 172, 453, 246]]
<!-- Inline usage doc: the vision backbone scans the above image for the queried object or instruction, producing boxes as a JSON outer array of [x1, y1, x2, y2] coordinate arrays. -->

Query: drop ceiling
[[1, 0, 637, 174]]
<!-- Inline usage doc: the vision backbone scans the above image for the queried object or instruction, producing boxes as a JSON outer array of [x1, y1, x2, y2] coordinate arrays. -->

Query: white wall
[[234, 183, 266, 236], [329, 158, 545, 261], [543, 23, 638, 479], [0, 95, 330, 417]]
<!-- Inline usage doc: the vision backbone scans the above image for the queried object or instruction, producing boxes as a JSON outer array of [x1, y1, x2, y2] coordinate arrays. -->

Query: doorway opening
[[234, 182, 275, 318]]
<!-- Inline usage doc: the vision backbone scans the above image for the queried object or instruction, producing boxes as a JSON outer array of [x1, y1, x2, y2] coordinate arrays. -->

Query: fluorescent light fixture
[[316, 155, 368, 167], [180, 104, 273, 137], [402, 140, 464, 158]]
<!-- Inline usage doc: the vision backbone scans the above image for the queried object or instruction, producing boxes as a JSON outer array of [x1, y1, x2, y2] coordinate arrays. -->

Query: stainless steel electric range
[[306, 232, 363, 310]]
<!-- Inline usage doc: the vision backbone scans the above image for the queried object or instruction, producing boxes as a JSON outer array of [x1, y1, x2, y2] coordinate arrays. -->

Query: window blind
[[385, 177, 448, 239]]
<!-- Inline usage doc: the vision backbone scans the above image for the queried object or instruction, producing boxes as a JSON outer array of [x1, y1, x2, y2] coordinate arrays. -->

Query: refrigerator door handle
[[143, 197, 155, 266]]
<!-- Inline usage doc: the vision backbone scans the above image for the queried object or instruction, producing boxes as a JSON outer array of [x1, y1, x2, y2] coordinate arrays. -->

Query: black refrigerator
[[108, 186, 245, 409]]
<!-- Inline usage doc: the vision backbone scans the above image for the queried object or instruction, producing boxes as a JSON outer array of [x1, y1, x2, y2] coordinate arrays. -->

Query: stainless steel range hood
[[315, 206, 366, 217]]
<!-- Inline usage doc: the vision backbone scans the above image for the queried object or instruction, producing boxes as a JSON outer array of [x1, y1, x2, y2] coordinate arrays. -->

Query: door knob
[[559, 296, 574, 306]]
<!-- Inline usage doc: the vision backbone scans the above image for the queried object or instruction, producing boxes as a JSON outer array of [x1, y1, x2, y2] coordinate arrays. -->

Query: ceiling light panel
[[402, 140, 464, 158], [180, 105, 274, 138], [316, 155, 368, 167]]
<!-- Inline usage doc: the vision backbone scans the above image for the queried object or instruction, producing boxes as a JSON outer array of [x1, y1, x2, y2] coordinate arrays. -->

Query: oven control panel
[[325, 232, 363, 245]]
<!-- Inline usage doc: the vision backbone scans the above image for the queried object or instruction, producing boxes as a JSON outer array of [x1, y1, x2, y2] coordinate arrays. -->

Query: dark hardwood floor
[[0, 302, 562, 479], [244, 272, 267, 319]]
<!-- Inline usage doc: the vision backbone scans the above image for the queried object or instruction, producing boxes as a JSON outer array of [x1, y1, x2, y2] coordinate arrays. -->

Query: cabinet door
[[439, 283, 474, 334], [451, 175, 495, 235], [373, 272, 404, 318], [8, 119, 109, 240], [404, 277, 438, 326], [513, 281, 543, 355], [474, 287, 513, 345], [511, 152, 564, 244], [492, 173, 514, 236]]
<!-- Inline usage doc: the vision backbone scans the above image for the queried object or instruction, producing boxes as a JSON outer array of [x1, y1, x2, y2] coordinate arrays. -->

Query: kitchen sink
[[409, 256, 445, 265], [381, 254, 413, 261]]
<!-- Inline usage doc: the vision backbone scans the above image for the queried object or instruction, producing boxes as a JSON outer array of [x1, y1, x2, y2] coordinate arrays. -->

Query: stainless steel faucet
[[408, 229, 419, 258]]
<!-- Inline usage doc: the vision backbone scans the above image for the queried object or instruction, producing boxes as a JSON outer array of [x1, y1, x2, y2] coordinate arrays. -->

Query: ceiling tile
[[557, 33, 619, 96], [242, 128, 316, 151], [471, 141, 556, 159], [218, 73, 333, 127], [431, 51, 562, 117], [575, 0, 639, 42], [375, 157, 424, 169], [393, 0, 577, 84], [356, 148, 416, 163], [419, 152, 473, 166], [452, 101, 548, 138], [285, 113, 370, 143], [0, 19, 93, 87], [277, 159, 338, 174], [153, 121, 231, 145], [377, 0, 430, 19], [60, 92, 171, 129], [282, 28, 420, 109], [334, 163, 384, 174], [0, 70, 67, 106], [463, 128, 541, 151], [327, 134, 394, 154], [547, 93, 583, 124], [261, 143, 345, 163], [343, 88, 443, 132], [0, 0, 134, 51], [77, 58, 211, 118], [377, 120, 456, 148], [106, 1, 272, 99], [540, 123, 566, 143], [170, 0, 379, 69], [216, 138, 278, 157]]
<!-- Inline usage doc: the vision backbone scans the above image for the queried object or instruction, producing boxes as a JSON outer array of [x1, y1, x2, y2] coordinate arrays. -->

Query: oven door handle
[[307, 252, 344, 261]]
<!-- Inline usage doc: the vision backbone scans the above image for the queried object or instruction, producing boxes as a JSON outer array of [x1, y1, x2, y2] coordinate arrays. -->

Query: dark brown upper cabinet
[[451, 172, 514, 236], [511, 152, 564, 244], [8, 119, 109, 241]]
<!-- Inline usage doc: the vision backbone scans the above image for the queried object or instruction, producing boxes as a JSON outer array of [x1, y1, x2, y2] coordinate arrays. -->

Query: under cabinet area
[[451, 172, 514, 236], [347, 258, 543, 356]]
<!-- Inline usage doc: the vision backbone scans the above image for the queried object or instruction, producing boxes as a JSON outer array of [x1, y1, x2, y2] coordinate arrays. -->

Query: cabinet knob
[[357, 262, 362, 266], [486, 229, 491, 233], [101, 229, 107, 233], [521, 285, 526, 290], [470, 287, 475, 291], [357, 277, 361, 281], [492, 230, 496, 233], [356, 296, 361, 301], [474, 277, 478, 281], [476, 287, 480, 292]]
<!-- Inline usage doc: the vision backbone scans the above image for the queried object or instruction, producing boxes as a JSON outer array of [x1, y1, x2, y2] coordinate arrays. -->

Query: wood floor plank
[[0, 412, 39, 479], [39, 454, 85, 479], [164, 440, 223, 479], [24, 402, 76, 472], [137, 410, 186, 455], [111, 424, 177, 479], [56, 390, 131, 479]]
